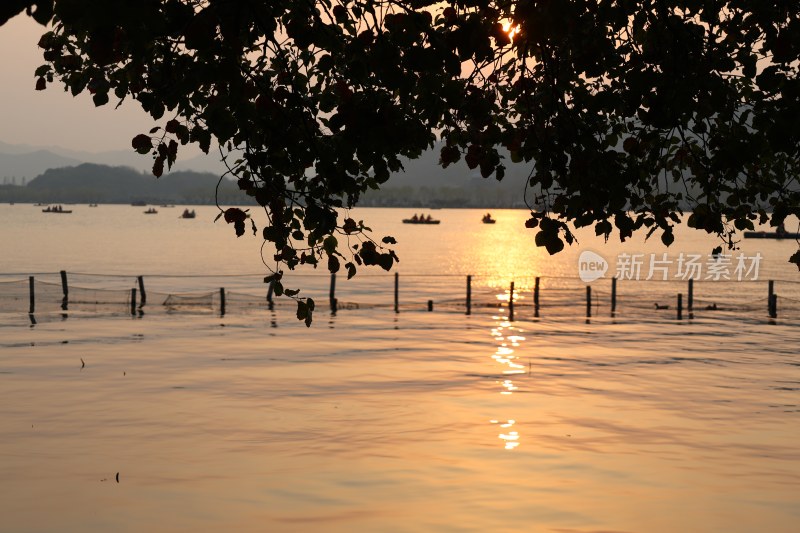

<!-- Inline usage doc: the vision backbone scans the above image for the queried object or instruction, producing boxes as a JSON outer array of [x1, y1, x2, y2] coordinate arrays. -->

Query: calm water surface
[[1, 204, 798, 280], [0, 204, 799, 532]]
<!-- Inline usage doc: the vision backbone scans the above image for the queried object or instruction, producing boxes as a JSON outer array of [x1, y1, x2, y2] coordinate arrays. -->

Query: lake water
[[0, 204, 799, 532]]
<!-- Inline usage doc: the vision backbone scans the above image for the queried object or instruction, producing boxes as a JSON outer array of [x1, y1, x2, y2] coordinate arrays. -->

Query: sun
[[501, 20, 520, 40]]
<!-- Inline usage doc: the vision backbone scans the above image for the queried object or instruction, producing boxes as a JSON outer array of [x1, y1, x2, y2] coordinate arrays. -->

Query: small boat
[[159, 204, 175, 208], [403, 214, 440, 224], [89, 203, 98, 207], [180, 209, 196, 219], [42, 205, 72, 213], [144, 207, 158, 214], [743, 231, 800, 239], [482, 213, 496, 224]]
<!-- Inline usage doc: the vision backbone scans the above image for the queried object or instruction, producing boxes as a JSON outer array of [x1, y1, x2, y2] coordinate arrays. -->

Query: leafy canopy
[[10, 0, 800, 322]]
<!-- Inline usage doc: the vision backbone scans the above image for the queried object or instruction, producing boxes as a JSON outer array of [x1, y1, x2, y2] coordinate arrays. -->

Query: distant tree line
[[0, 163, 243, 205], [0, 162, 534, 208]]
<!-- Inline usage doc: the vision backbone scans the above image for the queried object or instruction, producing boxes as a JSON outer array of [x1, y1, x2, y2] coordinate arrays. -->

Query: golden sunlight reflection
[[500, 379, 518, 394], [490, 420, 520, 450], [494, 289, 528, 304], [487, 284, 531, 449]]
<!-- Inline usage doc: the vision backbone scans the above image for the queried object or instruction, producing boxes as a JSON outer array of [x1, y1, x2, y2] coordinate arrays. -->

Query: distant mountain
[[0, 163, 242, 204], [392, 143, 531, 189], [0, 138, 539, 208], [0, 140, 41, 155], [38, 145, 228, 174], [171, 152, 229, 174], [0, 139, 771, 210], [0, 139, 228, 177], [358, 142, 534, 208], [0, 150, 83, 183]]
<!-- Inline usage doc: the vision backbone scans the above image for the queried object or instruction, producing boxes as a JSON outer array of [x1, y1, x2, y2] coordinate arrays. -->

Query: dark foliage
[[10, 0, 800, 321]]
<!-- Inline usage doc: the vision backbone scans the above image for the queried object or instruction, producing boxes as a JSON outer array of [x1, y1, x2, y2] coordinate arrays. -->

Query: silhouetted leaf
[[545, 236, 564, 255], [345, 262, 357, 280], [328, 255, 340, 273], [92, 91, 108, 106], [789, 250, 800, 271], [152, 155, 164, 178], [272, 281, 284, 297], [342, 218, 358, 234], [263, 272, 282, 284], [296, 299, 308, 321], [305, 299, 315, 326], [535, 230, 564, 255], [131, 134, 152, 154], [323, 236, 337, 255], [661, 229, 674, 247]]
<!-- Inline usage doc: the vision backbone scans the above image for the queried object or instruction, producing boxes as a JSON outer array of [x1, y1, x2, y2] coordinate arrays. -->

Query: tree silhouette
[[7, 1, 800, 322]]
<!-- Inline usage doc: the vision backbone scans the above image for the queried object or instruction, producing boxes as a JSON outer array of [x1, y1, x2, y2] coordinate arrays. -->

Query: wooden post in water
[[130, 288, 137, 316], [534, 277, 540, 317], [394, 272, 399, 313], [509, 282, 515, 321], [28, 276, 35, 315], [677, 293, 683, 320], [610, 277, 617, 316], [266, 281, 274, 310], [687, 279, 694, 314], [466, 275, 472, 315], [768, 280, 774, 316], [769, 294, 778, 319], [427, 300, 433, 312], [137, 276, 146, 308], [60, 270, 68, 311], [329, 272, 337, 312], [586, 286, 592, 318], [219, 287, 226, 316]]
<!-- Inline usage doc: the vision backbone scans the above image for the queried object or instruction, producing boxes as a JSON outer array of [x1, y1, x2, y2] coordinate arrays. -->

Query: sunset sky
[[0, 5, 798, 533], [0, 13, 153, 153]]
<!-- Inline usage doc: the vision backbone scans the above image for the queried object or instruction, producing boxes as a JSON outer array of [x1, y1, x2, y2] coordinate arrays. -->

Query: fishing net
[[0, 272, 796, 322]]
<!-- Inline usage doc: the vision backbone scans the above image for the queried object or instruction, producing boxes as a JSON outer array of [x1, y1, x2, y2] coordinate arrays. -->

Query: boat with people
[[42, 205, 72, 213], [180, 208, 196, 219], [402, 213, 440, 224], [144, 207, 158, 214], [482, 213, 496, 224]]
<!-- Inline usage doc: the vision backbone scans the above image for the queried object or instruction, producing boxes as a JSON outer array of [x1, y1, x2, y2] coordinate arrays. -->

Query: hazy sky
[[0, 13, 155, 153]]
